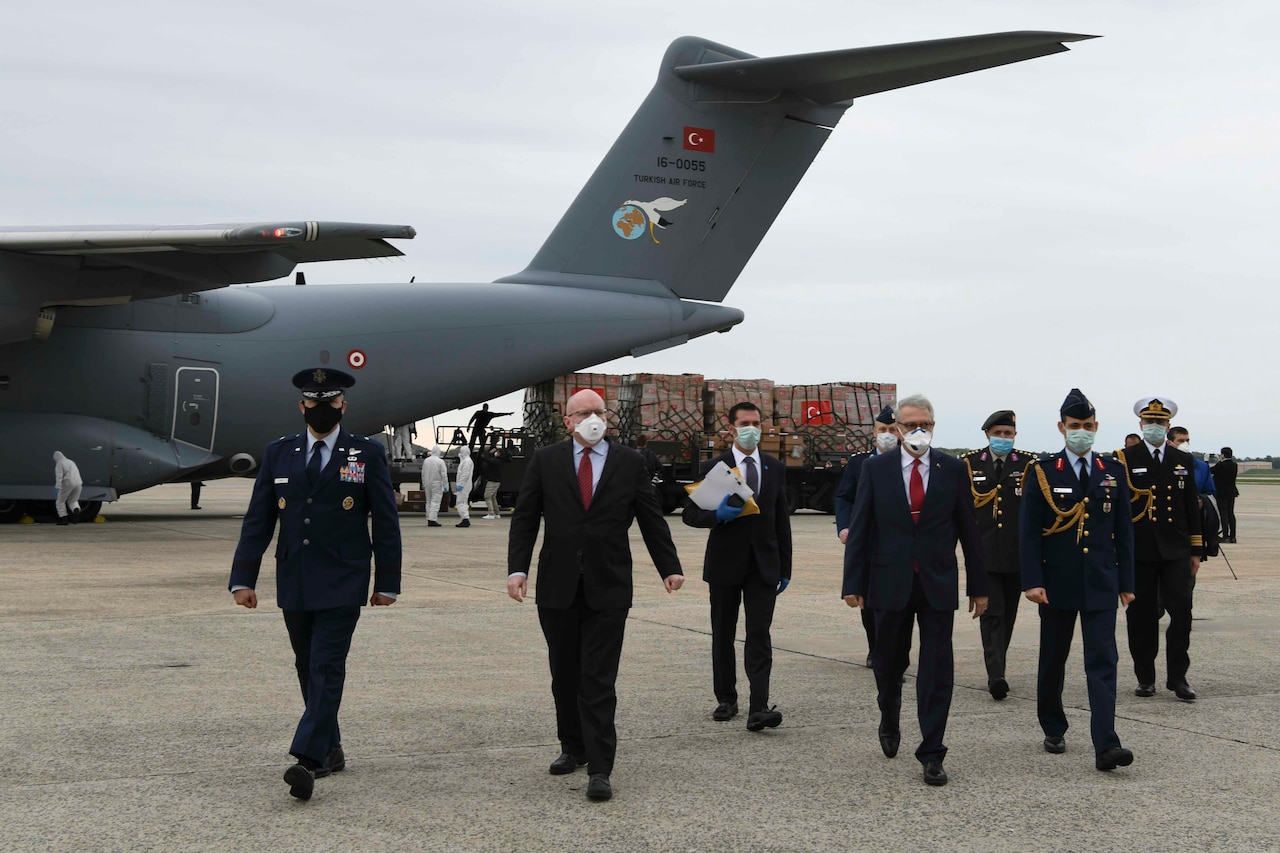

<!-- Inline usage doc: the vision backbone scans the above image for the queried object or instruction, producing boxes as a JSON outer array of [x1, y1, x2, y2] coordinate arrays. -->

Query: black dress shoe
[[712, 702, 738, 722], [865, 653, 874, 668], [746, 707, 782, 731], [1167, 681, 1197, 702], [922, 760, 948, 786], [1096, 747, 1134, 771], [56, 518, 69, 526], [548, 752, 586, 775], [456, 519, 470, 528], [284, 763, 315, 800], [315, 745, 346, 778], [1134, 683, 1156, 697], [586, 773, 612, 801], [1043, 736, 1066, 754], [427, 520, 442, 527], [990, 677, 1009, 701]]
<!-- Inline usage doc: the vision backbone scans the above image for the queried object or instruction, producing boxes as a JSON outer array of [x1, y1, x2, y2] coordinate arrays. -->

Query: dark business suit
[[508, 439, 682, 775], [1021, 451, 1134, 755], [230, 428, 402, 764], [843, 449, 987, 763], [1211, 457, 1238, 541], [1117, 443, 1202, 687], [835, 451, 878, 655], [962, 448, 1037, 687], [683, 450, 792, 712]]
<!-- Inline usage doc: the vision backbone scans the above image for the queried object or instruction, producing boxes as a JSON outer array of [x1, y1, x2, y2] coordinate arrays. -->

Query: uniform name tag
[[1133, 468, 1147, 474], [973, 475, 987, 482], [1053, 487, 1074, 494], [340, 462, 366, 483], [274, 477, 289, 484]]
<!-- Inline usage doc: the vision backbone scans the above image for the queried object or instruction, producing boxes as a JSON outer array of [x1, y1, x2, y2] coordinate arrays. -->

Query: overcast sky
[[4, 2, 1277, 456]]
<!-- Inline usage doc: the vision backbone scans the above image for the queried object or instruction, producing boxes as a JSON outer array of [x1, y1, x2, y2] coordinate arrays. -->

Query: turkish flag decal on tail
[[803, 400, 833, 426], [683, 127, 715, 153]]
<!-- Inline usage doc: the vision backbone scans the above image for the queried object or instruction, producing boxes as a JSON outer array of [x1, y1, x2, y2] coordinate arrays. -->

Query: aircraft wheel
[[80, 501, 103, 521], [0, 499, 23, 524]]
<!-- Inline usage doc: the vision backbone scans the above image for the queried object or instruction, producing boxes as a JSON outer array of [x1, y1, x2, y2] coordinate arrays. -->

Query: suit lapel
[[919, 453, 948, 520], [886, 453, 911, 524], [590, 440, 622, 508]]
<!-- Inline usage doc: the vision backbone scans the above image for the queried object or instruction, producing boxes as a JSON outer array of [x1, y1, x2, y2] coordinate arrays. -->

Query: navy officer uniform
[[229, 367, 402, 800], [961, 410, 1037, 700], [834, 404, 898, 666], [1115, 396, 1202, 701], [1020, 389, 1135, 771]]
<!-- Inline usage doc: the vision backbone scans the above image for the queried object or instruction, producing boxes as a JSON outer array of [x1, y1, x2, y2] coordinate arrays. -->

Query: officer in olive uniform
[[835, 404, 899, 666], [1116, 396, 1202, 702], [961, 410, 1037, 700], [1021, 388, 1135, 771], [229, 368, 402, 801]]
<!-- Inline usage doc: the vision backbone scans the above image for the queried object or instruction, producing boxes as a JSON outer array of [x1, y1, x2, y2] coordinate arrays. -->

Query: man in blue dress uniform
[[1020, 389, 1135, 771], [834, 404, 900, 666], [229, 368, 402, 800]]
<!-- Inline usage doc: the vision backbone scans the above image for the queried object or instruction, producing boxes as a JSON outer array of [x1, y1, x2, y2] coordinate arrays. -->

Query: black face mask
[[304, 403, 344, 435]]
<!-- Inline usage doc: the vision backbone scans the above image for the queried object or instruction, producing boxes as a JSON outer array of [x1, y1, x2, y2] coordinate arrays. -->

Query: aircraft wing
[[673, 31, 1097, 104], [0, 221, 416, 344]]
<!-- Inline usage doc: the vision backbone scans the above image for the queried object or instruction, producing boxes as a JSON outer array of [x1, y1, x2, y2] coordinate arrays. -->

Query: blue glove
[[715, 494, 744, 524], [455, 484, 463, 493], [776, 578, 790, 596]]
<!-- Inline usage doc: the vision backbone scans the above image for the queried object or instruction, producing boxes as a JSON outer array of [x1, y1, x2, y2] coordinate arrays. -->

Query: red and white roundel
[[347, 349, 367, 369]]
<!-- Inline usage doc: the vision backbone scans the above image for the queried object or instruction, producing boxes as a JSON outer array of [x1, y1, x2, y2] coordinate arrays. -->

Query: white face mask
[[875, 432, 899, 452], [901, 428, 932, 455], [574, 413, 606, 445]]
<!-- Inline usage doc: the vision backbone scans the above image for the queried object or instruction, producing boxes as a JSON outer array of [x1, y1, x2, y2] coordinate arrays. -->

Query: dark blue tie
[[307, 442, 324, 487], [743, 456, 759, 495]]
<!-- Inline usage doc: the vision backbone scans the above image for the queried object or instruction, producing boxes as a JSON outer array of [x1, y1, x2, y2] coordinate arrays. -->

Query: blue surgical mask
[[1065, 429, 1096, 455], [1141, 423, 1167, 445], [735, 426, 762, 451], [988, 437, 1014, 456]]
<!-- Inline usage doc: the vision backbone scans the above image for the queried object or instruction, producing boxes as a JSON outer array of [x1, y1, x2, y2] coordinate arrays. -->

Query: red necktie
[[909, 458, 924, 522], [578, 447, 593, 510], [910, 458, 924, 574]]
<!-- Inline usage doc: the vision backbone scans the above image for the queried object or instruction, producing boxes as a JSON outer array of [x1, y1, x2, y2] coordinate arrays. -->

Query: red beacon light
[[258, 226, 305, 239]]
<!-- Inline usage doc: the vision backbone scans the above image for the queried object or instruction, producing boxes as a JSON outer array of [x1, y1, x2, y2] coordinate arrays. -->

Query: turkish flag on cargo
[[803, 400, 833, 425], [683, 127, 715, 153]]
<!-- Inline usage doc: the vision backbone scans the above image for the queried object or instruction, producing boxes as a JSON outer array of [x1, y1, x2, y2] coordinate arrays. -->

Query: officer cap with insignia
[[1060, 388, 1095, 420], [875, 405, 895, 425], [1134, 396, 1177, 420], [292, 367, 355, 400], [981, 410, 1016, 431]]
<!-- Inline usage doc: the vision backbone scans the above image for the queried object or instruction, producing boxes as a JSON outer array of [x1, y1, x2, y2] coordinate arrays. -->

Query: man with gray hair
[[843, 393, 987, 787]]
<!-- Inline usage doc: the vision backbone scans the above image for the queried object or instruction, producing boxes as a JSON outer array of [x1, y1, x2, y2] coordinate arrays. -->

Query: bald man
[[507, 390, 684, 802]]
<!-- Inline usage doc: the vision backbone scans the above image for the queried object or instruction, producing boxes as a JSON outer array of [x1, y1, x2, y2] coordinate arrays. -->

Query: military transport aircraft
[[0, 31, 1093, 521]]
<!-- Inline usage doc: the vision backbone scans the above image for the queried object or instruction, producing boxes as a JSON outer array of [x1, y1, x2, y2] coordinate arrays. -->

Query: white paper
[[688, 461, 756, 510]]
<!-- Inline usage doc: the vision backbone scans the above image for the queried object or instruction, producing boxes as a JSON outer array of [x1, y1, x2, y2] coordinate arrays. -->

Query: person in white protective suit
[[454, 445, 474, 528], [53, 451, 84, 525], [392, 423, 416, 460], [420, 446, 448, 528]]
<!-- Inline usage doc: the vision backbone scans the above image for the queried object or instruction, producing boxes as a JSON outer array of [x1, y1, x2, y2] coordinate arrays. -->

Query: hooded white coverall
[[53, 451, 83, 519], [454, 446, 474, 521], [421, 446, 448, 523]]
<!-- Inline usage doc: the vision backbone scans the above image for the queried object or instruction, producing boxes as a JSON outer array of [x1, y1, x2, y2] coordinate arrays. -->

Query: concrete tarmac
[[2, 481, 1278, 852]]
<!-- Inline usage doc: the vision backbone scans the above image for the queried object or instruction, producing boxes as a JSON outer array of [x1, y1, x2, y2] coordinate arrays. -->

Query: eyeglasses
[[898, 421, 935, 431], [566, 409, 608, 419]]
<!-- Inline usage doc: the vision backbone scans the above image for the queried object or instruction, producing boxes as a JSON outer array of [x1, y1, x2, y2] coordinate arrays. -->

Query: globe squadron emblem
[[611, 197, 688, 244]]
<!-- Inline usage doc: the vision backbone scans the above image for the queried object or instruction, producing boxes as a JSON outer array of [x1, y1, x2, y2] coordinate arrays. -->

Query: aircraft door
[[172, 366, 220, 451]]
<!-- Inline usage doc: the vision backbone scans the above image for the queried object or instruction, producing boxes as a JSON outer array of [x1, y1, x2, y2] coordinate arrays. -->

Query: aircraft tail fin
[[498, 32, 1092, 303]]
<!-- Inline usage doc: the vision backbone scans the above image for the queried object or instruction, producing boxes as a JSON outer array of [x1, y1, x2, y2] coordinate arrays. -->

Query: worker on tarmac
[[421, 446, 448, 528], [455, 446, 474, 528]]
